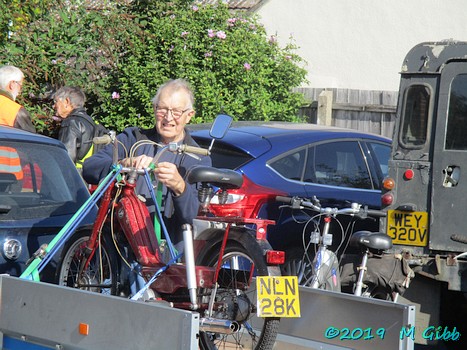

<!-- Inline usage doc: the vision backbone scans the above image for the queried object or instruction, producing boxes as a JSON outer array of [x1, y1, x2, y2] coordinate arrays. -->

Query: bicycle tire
[[197, 239, 280, 350], [281, 247, 314, 286], [310, 248, 341, 292], [57, 230, 119, 295]]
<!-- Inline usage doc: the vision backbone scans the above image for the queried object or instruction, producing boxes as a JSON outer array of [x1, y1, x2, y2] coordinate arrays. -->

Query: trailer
[[0, 275, 415, 350], [0, 275, 199, 350]]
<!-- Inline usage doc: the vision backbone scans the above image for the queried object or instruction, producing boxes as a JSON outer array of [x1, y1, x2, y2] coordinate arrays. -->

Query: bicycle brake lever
[[291, 198, 302, 210]]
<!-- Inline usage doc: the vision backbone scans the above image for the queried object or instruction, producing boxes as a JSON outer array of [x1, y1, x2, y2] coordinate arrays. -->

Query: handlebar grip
[[276, 196, 294, 204], [180, 144, 210, 156], [93, 134, 112, 145], [366, 209, 387, 218]]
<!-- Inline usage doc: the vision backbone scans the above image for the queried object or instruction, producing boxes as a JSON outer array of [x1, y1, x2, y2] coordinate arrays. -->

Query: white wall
[[256, 0, 467, 91]]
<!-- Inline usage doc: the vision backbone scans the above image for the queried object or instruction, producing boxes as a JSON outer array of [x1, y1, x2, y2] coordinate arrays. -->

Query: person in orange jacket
[[0, 65, 36, 133]]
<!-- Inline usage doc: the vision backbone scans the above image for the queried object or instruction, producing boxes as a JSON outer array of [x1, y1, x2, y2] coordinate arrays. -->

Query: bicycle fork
[[310, 216, 341, 290], [310, 246, 340, 290]]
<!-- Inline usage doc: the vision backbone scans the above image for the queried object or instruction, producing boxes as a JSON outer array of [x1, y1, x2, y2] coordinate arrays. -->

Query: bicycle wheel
[[281, 248, 314, 286], [198, 241, 280, 350], [57, 230, 118, 295], [311, 248, 341, 292]]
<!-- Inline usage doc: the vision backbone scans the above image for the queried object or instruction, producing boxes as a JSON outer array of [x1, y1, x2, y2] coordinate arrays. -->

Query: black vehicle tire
[[363, 285, 393, 301], [57, 230, 119, 296], [197, 240, 280, 350]]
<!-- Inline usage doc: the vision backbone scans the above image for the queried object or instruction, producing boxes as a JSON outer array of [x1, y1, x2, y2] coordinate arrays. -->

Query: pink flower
[[192, 5, 199, 11], [168, 45, 174, 53], [227, 18, 237, 27], [207, 29, 215, 38], [285, 55, 292, 61], [243, 63, 251, 70], [269, 35, 277, 44], [181, 31, 189, 37], [216, 31, 226, 39], [204, 51, 213, 57], [112, 91, 120, 99]]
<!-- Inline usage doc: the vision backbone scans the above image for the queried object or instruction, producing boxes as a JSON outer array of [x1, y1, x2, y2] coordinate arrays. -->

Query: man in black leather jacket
[[54, 86, 96, 168]]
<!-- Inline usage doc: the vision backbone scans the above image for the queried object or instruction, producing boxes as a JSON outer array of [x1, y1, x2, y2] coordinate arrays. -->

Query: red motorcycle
[[56, 115, 289, 350]]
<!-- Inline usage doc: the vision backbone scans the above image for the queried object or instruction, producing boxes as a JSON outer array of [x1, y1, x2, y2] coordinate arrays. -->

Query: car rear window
[[0, 140, 88, 220], [193, 139, 253, 170]]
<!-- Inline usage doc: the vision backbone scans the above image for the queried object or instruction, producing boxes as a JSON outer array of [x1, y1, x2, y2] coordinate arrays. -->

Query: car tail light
[[209, 175, 286, 218], [403, 169, 414, 180], [266, 250, 285, 265], [381, 192, 394, 206], [381, 177, 395, 207], [382, 177, 395, 190]]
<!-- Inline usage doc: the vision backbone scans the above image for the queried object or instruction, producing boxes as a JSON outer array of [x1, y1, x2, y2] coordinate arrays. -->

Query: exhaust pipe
[[199, 317, 240, 334]]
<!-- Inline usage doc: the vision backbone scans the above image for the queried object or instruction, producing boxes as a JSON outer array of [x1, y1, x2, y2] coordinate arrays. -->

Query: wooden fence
[[295, 88, 398, 139]]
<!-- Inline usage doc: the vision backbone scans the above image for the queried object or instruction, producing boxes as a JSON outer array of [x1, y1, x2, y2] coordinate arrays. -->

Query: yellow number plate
[[387, 210, 428, 246], [256, 276, 300, 318]]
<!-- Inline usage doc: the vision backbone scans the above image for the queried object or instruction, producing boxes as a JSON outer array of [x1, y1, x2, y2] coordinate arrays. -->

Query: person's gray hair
[[0, 65, 24, 90], [54, 86, 86, 108], [151, 79, 195, 109]]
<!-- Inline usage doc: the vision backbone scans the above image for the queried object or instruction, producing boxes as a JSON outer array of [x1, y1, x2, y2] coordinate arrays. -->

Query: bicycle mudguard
[[117, 190, 162, 266]]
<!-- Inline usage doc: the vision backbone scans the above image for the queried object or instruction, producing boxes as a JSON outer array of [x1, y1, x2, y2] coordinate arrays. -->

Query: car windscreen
[[0, 140, 89, 220]]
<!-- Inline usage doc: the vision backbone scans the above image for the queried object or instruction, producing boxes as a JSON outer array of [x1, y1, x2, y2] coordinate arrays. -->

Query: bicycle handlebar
[[93, 134, 112, 145], [92, 133, 210, 166], [173, 144, 210, 156], [275, 195, 386, 219]]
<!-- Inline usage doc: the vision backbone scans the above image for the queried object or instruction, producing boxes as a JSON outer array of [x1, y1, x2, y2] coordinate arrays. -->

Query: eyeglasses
[[13, 81, 23, 88], [155, 106, 191, 120]]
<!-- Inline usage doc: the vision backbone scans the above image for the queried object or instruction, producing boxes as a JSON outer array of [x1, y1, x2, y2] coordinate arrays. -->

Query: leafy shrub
[[1, 0, 308, 134]]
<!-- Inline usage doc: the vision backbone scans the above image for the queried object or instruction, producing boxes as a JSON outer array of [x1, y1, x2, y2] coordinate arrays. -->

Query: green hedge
[[1, 0, 308, 135]]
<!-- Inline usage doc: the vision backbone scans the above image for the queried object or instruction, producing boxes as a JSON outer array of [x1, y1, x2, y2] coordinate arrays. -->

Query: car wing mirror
[[207, 114, 232, 152]]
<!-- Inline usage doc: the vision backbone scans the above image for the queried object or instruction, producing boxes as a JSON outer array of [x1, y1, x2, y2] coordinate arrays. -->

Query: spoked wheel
[[198, 242, 280, 350], [282, 248, 340, 291], [310, 248, 341, 291], [281, 248, 314, 286], [57, 231, 118, 295]]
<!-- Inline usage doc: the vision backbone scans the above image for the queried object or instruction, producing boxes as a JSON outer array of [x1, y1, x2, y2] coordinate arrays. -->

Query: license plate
[[256, 276, 300, 317], [387, 210, 428, 246]]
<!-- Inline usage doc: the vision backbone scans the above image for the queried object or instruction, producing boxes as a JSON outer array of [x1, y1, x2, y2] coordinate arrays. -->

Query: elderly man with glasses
[[83, 78, 211, 246], [0, 65, 36, 133]]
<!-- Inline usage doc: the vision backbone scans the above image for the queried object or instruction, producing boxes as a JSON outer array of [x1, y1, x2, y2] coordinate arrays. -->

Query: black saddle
[[186, 166, 243, 189], [350, 231, 393, 252]]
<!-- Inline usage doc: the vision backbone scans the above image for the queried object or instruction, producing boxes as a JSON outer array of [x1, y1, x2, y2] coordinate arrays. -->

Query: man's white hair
[[0, 65, 24, 90]]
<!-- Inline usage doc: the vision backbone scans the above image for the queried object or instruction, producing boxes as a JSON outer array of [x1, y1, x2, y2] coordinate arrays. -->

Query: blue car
[[190, 122, 391, 271], [0, 126, 95, 282]]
